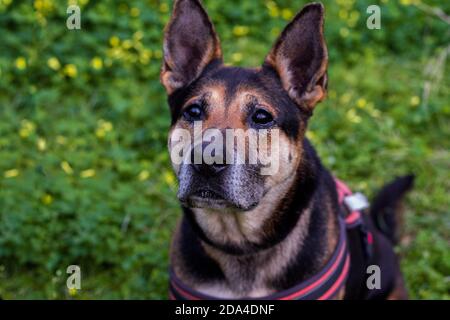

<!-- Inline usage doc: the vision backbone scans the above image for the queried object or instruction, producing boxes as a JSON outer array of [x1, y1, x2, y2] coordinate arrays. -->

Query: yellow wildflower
[[340, 27, 350, 38], [350, 11, 360, 21], [357, 98, 367, 108], [64, 64, 78, 78], [159, 3, 169, 13], [270, 27, 281, 38], [154, 50, 163, 59], [90, 57, 103, 70], [102, 121, 113, 132], [346, 109, 362, 123], [96, 119, 113, 138], [18, 128, 29, 138], [139, 50, 152, 65], [138, 170, 150, 181], [109, 36, 120, 47], [232, 26, 249, 37], [34, 0, 53, 12], [122, 39, 132, 50], [130, 7, 140, 17], [95, 128, 105, 138], [306, 131, 318, 144], [61, 161, 74, 175], [15, 57, 27, 70], [81, 169, 95, 178], [267, 1, 279, 17], [410, 96, 420, 107], [164, 171, 175, 186], [19, 119, 36, 138], [56, 135, 67, 145], [41, 194, 53, 205], [37, 138, 47, 151], [281, 8, 293, 20], [133, 30, 144, 41], [232, 53, 243, 63], [4, 169, 19, 178], [47, 57, 61, 70], [339, 10, 348, 20], [68, 287, 77, 296]]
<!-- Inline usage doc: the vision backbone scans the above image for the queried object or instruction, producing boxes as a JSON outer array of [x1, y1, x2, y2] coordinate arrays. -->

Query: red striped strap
[[169, 217, 349, 300]]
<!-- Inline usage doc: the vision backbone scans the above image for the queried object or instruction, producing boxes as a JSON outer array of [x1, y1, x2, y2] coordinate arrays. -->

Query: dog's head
[[161, 0, 327, 212]]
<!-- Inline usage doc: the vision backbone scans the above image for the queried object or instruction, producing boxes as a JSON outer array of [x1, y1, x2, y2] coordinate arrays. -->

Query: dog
[[161, 0, 414, 300]]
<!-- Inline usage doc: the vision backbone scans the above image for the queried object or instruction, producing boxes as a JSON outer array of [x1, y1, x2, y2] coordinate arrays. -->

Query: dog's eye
[[183, 104, 204, 121], [251, 109, 274, 127]]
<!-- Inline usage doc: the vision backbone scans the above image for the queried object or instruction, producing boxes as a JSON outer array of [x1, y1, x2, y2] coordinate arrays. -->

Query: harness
[[169, 178, 373, 300]]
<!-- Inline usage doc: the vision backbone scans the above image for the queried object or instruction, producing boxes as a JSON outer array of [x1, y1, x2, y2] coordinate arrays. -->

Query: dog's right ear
[[161, 0, 222, 95]]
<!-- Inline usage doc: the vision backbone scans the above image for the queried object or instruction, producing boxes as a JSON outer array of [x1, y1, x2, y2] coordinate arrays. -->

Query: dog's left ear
[[264, 3, 328, 112], [161, 0, 222, 95]]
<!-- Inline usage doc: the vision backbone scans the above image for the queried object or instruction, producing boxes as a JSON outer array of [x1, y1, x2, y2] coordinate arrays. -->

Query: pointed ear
[[264, 3, 328, 112], [161, 0, 222, 94]]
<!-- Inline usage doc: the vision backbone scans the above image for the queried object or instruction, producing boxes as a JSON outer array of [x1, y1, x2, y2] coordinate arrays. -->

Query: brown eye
[[183, 104, 204, 121], [251, 108, 274, 126]]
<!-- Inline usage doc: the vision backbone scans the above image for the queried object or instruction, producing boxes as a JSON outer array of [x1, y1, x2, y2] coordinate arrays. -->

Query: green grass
[[0, 0, 448, 299]]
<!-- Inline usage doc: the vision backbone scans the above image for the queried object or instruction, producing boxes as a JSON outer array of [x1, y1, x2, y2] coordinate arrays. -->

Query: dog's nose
[[191, 139, 228, 175], [193, 162, 228, 175]]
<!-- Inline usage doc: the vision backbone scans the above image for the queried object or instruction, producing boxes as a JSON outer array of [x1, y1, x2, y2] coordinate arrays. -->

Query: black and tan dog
[[161, 0, 414, 300]]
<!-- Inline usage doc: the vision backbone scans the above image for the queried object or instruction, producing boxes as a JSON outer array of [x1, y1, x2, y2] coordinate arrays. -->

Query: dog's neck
[[173, 143, 340, 298], [190, 173, 298, 252], [191, 181, 316, 297]]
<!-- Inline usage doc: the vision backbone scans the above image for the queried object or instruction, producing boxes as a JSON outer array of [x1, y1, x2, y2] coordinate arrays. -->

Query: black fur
[[164, 1, 413, 300]]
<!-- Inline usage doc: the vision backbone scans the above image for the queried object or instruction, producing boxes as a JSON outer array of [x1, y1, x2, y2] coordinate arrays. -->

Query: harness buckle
[[343, 192, 369, 212]]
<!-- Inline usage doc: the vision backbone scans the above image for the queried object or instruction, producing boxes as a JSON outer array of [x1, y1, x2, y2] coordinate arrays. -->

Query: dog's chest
[[191, 206, 313, 298], [194, 253, 277, 298]]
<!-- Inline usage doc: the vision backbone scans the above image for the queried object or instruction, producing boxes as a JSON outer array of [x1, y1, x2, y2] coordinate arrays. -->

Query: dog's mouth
[[179, 188, 260, 212], [192, 189, 224, 200], [178, 188, 228, 209]]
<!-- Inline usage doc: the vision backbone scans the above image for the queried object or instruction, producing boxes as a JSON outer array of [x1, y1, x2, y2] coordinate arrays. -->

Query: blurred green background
[[0, 0, 448, 299]]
